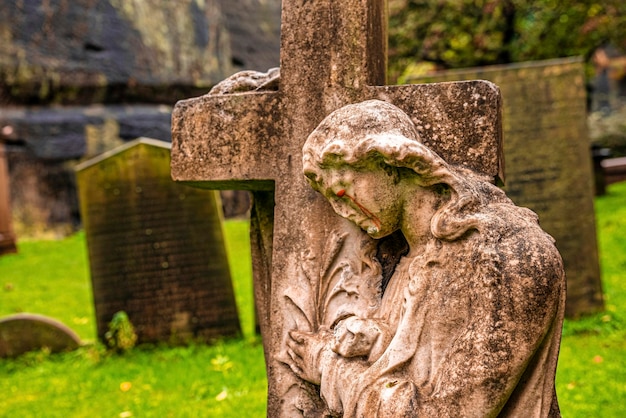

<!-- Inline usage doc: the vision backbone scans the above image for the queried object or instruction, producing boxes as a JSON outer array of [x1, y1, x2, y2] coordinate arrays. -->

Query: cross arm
[[369, 80, 504, 184], [171, 91, 283, 191]]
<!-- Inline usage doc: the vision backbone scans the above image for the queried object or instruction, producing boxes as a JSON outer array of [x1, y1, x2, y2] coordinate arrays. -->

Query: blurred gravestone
[[603, 157, 626, 185], [411, 57, 603, 317], [0, 140, 17, 254], [76, 138, 240, 344], [0, 313, 81, 358]]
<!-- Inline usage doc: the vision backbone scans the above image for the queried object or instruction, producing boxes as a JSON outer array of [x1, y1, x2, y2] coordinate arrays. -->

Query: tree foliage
[[388, 0, 626, 82]]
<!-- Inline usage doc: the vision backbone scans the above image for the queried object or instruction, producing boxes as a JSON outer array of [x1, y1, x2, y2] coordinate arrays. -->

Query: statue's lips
[[339, 192, 382, 231]]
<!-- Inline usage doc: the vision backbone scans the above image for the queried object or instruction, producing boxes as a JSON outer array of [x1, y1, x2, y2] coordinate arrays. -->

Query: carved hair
[[303, 100, 508, 241]]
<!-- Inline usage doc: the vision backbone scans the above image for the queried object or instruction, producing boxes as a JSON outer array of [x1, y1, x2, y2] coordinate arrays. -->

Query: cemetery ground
[[1, 183, 625, 417]]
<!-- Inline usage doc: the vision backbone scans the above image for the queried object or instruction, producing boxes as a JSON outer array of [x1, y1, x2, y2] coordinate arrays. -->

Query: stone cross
[[171, 1, 502, 415]]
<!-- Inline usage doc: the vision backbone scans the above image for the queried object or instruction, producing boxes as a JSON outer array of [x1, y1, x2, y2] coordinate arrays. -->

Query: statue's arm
[[422, 272, 563, 416], [403, 245, 564, 416], [317, 239, 565, 417], [284, 316, 392, 383]]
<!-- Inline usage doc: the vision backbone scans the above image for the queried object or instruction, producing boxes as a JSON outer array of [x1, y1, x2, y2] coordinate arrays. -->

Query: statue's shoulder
[[490, 204, 565, 294]]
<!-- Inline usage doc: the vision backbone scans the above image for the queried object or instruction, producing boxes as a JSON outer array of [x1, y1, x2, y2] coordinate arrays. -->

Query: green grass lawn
[[0, 220, 267, 417], [1, 182, 626, 417], [556, 181, 626, 416]]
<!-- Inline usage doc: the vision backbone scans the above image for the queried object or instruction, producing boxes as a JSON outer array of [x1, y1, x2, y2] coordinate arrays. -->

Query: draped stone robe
[[317, 182, 565, 418]]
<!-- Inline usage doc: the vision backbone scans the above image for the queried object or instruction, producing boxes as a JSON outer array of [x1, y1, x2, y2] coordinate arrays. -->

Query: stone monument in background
[[410, 57, 603, 317], [76, 138, 240, 344]]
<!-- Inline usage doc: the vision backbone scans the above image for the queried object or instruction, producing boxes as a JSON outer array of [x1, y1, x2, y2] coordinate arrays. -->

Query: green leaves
[[388, 0, 626, 82]]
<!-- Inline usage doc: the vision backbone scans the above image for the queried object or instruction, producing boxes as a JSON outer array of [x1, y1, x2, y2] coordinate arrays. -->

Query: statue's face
[[319, 166, 403, 239]]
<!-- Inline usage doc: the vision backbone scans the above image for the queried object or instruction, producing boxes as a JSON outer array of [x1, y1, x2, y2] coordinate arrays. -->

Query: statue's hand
[[332, 316, 384, 358], [286, 329, 333, 385]]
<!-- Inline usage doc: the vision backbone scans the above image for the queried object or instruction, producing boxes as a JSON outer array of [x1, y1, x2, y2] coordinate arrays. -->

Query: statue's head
[[303, 100, 421, 172], [303, 99, 455, 194], [303, 100, 493, 241]]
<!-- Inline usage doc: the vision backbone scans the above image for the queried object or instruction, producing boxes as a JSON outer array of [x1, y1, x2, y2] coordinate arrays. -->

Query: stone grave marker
[[0, 140, 17, 255], [76, 138, 240, 345], [603, 156, 626, 185], [171, 1, 503, 415], [0, 313, 81, 358], [409, 57, 604, 317]]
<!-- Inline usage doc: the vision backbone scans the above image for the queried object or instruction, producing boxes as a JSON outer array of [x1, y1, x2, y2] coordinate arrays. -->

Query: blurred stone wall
[[0, 0, 281, 105], [0, 0, 281, 235]]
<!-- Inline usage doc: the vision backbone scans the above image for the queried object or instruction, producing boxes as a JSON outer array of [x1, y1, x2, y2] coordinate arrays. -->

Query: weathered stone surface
[[172, 79, 502, 187], [281, 99, 565, 417], [0, 0, 281, 235], [219, 1, 281, 72], [411, 57, 603, 317], [0, 141, 17, 254], [0, 0, 281, 105], [77, 138, 240, 344], [0, 313, 81, 357], [0, 105, 172, 234], [1, 106, 172, 160], [171, 1, 520, 416]]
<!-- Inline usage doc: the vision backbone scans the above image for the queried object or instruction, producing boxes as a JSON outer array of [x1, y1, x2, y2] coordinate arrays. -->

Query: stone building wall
[[0, 0, 280, 235]]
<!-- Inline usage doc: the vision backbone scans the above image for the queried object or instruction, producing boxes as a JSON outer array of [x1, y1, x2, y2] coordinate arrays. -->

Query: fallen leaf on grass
[[216, 388, 228, 401]]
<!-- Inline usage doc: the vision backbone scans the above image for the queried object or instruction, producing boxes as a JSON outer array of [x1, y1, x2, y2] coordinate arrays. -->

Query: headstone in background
[[0, 0, 281, 235], [0, 140, 17, 254], [0, 313, 81, 358], [76, 138, 240, 344], [602, 156, 626, 185], [410, 57, 603, 317]]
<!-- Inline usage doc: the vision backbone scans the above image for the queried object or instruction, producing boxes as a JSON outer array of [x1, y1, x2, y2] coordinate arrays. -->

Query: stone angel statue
[[282, 100, 566, 417]]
